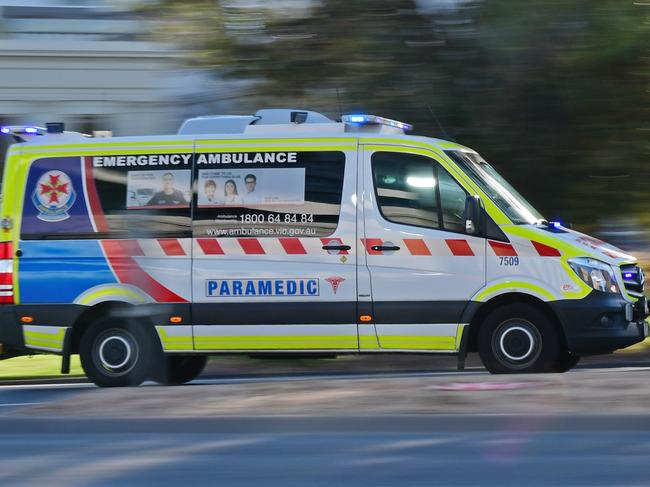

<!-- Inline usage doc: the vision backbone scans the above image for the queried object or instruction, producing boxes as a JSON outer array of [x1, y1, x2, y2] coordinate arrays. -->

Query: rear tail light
[[0, 242, 14, 304]]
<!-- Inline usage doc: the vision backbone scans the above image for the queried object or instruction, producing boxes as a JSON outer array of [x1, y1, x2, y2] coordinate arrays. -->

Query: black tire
[[478, 303, 563, 374], [554, 351, 580, 373], [152, 356, 207, 385], [79, 318, 157, 387]]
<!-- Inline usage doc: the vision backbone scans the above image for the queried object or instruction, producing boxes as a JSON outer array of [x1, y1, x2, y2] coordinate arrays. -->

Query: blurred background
[[0, 0, 648, 248]]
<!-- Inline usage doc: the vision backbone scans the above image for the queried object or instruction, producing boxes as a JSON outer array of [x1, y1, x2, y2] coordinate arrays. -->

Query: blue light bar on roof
[[0, 125, 45, 136], [1, 125, 45, 136], [342, 114, 413, 131]]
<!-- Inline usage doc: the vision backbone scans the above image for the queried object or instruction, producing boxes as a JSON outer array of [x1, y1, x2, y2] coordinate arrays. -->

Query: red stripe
[[158, 239, 186, 256], [403, 239, 431, 256], [84, 157, 108, 232], [445, 239, 474, 256], [197, 239, 224, 255], [532, 241, 561, 257], [119, 239, 144, 256], [238, 239, 265, 255], [279, 238, 307, 254], [320, 237, 349, 254], [489, 241, 517, 257], [361, 238, 384, 255], [102, 240, 187, 303]]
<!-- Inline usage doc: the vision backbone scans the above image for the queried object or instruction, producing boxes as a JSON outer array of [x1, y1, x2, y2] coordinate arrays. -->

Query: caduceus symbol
[[325, 276, 345, 294]]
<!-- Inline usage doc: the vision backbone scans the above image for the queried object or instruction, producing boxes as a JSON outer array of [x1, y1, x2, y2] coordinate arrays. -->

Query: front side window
[[371, 151, 468, 233]]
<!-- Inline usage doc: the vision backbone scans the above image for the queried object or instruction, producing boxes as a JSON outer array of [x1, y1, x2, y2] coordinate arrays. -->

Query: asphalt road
[[0, 415, 649, 486], [0, 364, 650, 486]]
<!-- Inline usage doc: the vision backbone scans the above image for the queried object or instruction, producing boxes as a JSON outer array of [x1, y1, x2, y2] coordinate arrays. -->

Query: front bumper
[[551, 291, 649, 355]]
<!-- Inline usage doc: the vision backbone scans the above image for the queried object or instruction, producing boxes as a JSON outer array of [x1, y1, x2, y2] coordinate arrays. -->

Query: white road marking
[[0, 402, 44, 407]]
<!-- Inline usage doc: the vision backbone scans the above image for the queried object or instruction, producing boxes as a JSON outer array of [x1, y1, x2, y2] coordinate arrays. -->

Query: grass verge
[[0, 354, 84, 379]]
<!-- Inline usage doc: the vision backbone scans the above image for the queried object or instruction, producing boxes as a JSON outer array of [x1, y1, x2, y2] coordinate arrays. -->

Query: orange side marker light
[[20, 316, 34, 323], [359, 315, 372, 322], [170, 316, 183, 324]]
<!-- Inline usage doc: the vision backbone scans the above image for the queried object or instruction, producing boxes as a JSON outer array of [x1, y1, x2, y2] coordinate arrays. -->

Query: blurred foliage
[[148, 0, 649, 228]]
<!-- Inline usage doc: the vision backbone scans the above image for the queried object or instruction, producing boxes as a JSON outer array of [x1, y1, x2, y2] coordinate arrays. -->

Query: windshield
[[445, 150, 544, 225]]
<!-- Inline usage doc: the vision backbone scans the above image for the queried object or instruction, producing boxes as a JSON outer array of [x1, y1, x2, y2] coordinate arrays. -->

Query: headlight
[[568, 257, 619, 294]]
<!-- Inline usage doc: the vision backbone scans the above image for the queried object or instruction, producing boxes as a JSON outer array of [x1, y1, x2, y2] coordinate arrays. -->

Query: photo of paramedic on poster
[[223, 179, 243, 204], [243, 173, 261, 204], [197, 168, 305, 207], [126, 169, 191, 209], [202, 179, 223, 205]]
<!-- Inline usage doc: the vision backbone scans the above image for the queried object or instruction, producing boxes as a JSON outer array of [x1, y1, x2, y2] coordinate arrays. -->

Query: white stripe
[[375, 323, 458, 337], [259, 238, 285, 256], [80, 156, 98, 233], [0, 284, 13, 291], [302, 238, 328, 254], [219, 238, 246, 255], [0, 260, 13, 273], [194, 324, 357, 337], [137, 239, 166, 257], [0, 291, 13, 297], [178, 238, 192, 256]]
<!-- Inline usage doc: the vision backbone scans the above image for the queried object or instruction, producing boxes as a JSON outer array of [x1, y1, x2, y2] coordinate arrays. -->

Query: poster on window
[[197, 168, 305, 207], [126, 169, 191, 209]]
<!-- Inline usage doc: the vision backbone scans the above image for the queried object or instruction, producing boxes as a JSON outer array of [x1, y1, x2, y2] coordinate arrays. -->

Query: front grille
[[620, 264, 645, 297]]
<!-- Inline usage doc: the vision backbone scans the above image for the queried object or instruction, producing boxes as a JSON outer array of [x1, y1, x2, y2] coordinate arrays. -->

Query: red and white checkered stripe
[[121, 239, 192, 257], [122, 237, 561, 258], [194, 237, 351, 256]]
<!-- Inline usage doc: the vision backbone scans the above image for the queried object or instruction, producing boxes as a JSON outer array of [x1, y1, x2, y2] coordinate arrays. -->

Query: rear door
[[16, 147, 194, 351], [361, 146, 486, 351], [191, 140, 359, 351]]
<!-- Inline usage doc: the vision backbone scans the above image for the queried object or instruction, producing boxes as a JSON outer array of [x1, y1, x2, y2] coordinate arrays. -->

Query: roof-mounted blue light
[[342, 114, 413, 131], [0, 125, 45, 136]]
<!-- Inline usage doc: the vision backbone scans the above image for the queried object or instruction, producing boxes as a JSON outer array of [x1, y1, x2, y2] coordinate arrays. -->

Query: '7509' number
[[499, 256, 519, 266]]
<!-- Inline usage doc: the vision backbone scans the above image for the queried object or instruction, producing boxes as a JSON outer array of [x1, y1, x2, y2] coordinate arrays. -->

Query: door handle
[[322, 244, 351, 251], [371, 245, 400, 252]]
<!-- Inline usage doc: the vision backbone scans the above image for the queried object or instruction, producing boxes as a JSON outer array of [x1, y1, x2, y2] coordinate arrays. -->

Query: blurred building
[[0, 0, 226, 139]]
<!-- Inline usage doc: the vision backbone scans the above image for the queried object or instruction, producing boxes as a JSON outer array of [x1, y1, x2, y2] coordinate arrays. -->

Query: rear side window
[[192, 151, 345, 238], [21, 155, 192, 239], [371, 151, 468, 233]]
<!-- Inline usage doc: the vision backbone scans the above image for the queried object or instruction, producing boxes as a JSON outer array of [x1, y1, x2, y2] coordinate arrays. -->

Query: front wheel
[[80, 318, 156, 387], [478, 303, 563, 374]]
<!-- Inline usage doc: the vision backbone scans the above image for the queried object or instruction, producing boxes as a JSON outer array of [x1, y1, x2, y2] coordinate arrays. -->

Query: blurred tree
[[147, 0, 649, 228]]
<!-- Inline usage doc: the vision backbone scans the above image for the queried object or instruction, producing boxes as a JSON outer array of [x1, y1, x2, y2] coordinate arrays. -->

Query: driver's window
[[372, 151, 439, 230], [438, 167, 468, 233], [371, 151, 469, 234]]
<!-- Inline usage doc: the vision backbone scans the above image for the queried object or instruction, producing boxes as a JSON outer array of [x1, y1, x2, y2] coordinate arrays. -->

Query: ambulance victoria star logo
[[32, 170, 76, 222], [325, 276, 345, 294]]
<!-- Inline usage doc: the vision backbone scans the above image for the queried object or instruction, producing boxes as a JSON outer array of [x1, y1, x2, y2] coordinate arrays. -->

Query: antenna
[[426, 104, 452, 141], [336, 88, 343, 121]]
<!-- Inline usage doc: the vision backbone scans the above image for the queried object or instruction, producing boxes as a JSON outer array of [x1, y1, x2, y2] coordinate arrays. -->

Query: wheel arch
[[69, 301, 133, 354], [463, 293, 567, 353]]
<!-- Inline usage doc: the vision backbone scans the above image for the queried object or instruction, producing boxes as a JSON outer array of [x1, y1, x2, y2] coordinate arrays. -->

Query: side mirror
[[464, 194, 483, 235]]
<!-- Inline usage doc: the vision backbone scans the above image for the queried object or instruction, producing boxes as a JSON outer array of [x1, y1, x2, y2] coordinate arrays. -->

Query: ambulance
[[0, 109, 647, 387]]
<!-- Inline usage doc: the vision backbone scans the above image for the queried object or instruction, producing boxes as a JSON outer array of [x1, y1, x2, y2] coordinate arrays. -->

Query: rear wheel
[[152, 356, 207, 385], [478, 303, 563, 374], [80, 318, 156, 387]]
